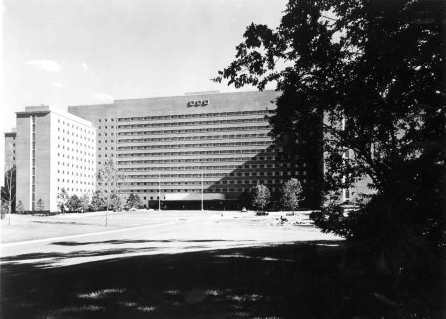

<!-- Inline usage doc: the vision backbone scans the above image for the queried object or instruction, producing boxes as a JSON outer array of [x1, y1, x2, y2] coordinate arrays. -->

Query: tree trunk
[[8, 202, 11, 226], [105, 197, 109, 226]]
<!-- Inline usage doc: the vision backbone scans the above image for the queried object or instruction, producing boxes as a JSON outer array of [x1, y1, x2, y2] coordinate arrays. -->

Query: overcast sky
[[0, 0, 286, 183]]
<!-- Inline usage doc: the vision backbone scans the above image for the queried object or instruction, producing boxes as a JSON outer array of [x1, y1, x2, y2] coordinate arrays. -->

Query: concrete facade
[[13, 106, 96, 211]]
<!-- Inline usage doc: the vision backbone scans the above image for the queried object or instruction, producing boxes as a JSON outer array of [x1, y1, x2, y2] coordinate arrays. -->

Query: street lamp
[[158, 173, 161, 211], [201, 167, 204, 211]]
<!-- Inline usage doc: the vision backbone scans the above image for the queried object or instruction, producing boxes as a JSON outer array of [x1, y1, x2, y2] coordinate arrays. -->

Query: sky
[[0, 0, 287, 184]]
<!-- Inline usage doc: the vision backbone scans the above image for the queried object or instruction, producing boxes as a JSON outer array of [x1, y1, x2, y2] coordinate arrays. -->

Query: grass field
[[0, 210, 315, 244], [1, 210, 444, 319]]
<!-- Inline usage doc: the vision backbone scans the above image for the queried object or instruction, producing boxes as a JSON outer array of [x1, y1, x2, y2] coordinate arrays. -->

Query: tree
[[66, 195, 81, 212], [90, 190, 105, 211], [126, 193, 142, 209], [80, 193, 90, 213], [36, 199, 45, 211], [252, 184, 271, 212], [280, 178, 303, 214], [96, 159, 127, 225], [2, 142, 16, 225], [56, 188, 69, 213], [16, 200, 25, 214], [110, 193, 124, 212], [215, 0, 444, 265], [1, 202, 8, 220]]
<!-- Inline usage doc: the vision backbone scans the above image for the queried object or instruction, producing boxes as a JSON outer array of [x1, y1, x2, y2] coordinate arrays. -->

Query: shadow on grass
[[32, 220, 96, 226], [1, 240, 444, 319], [51, 239, 250, 246]]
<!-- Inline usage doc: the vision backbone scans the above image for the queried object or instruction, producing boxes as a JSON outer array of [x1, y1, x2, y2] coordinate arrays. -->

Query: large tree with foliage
[[126, 193, 143, 209], [16, 200, 25, 214], [56, 188, 69, 213], [252, 184, 271, 211], [79, 194, 90, 213], [96, 159, 127, 225], [66, 195, 81, 212], [281, 178, 303, 213], [2, 142, 16, 225], [216, 0, 444, 261], [90, 190, 105, 212]]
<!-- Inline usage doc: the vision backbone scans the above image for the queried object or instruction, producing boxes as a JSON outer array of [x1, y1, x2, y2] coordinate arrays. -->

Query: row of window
[[117, 110, 270, 122], [116, 141, 272, 151], [57, 138, 94, 149], [117, 155, 275, 165], [57, 145, 94, 156], [117, 163, 300, 173], [57, 128, 95, 141], [57, 119, 95, 135], [57, 140, 94, 150], [117, 118, 266, 129], [98, 154, 114, 158], [117, 125, 270, 136], [116, 149, 270, 158], [122, 174, 308, 186], [118, 163, 274, 172], [120, 183, 307, 194], [57, 179, 94, 185], [57, 170, 94, 178], [116, 133, 269, 144], [57, 153, 95, 164], [125, 170, 305, 179], [57, 187, 93, 193], [58, 162, 95, 170], [31, 116, 36, 210]]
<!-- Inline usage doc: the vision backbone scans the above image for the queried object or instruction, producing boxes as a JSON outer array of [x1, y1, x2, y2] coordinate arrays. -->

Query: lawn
[[3, 241, 444, 319], [1, 211, 444, 319], [0, 241, 404, 319], [0, 210, 315, 244]]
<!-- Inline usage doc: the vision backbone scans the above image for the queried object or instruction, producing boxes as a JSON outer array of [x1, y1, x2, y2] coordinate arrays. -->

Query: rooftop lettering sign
[[188, 99, 209, 107]]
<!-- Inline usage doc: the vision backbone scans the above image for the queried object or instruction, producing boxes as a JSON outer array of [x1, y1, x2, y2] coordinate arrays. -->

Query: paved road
[[1, 211, 340, 269]]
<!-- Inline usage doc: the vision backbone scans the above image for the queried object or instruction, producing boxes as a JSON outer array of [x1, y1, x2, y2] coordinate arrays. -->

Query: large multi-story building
[[8, 105, 97, 212], [69, 90, 323, 209], [3, 90, 370, 212]]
